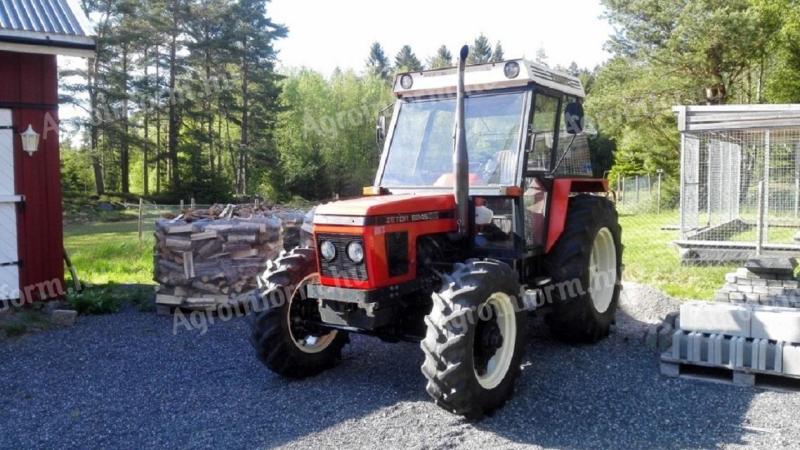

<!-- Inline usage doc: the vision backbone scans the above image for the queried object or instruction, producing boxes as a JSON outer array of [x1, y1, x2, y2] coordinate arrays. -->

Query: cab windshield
[[380, 91, 526, 187]]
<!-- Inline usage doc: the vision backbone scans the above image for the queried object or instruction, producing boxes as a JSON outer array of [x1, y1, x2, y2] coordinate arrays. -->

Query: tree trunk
[[120, 45, 130, 194], [239, 41, 249, 196], [88, 57, 105, 195], [155, 45, 162, 194], [143, 46, 150, 196], [168, 0, 180, 190]]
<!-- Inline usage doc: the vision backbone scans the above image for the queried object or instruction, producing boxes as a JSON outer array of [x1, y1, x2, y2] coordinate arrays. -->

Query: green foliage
[[428, 45, 453, 70], [366, 42, 392, 80], [395, 45, 423, 72], [602, 0, 781, 103], [67, 286, 124, 315], [61, 144, 95, 194], [3, 323, 27, 337], [268, 69, 393, 201], [490, 42, 505, 63], [468, 34, 493, 64]]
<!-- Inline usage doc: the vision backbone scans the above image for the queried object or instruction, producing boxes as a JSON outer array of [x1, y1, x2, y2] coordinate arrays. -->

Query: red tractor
[[250, 47, 622, 418]]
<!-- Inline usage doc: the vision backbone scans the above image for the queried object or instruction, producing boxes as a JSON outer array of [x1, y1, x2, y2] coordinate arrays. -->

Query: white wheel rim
[[589, 227, 617, 314], [474, 293, 517, 390], [287, 275, 338, 354]]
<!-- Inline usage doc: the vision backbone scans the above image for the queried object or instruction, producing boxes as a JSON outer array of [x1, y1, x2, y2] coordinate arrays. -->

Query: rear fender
[[545, 178, 609, 253]]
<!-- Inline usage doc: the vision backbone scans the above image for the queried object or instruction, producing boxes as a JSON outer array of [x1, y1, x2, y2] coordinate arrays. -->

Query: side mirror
[[376, 115, 387, 146], [564, 102, 585, 135]]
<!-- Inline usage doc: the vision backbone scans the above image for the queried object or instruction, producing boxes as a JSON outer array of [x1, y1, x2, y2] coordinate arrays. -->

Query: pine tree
[[490, 42, 505, 62], [427, 45, 453, 69], [231, 0, 287, 195], [366, 42, 391, 80], [535, 47, 548, 66], [394, 45, 423, 72], [468, 34, 492, 64]]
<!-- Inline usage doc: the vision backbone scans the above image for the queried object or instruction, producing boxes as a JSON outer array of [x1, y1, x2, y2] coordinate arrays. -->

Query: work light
[[504, 62, 520, 79], [346, 242, 364, 264], [320, 241, 336, 261]]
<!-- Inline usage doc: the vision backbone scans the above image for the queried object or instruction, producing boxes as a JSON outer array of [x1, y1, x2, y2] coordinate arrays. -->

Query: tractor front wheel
[[421, 260, 527, 418], [544, 195, 622, 343], [250, 248, 347, 378]]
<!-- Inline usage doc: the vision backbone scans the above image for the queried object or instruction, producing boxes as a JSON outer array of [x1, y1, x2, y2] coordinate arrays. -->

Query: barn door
[[0, 109, 20, 301]]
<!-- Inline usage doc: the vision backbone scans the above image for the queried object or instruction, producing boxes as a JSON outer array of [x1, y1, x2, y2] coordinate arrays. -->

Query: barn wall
[[0, 50, 64, 301]]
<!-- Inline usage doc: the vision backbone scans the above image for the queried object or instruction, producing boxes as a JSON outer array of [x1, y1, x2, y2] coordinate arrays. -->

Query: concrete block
[[752, 279, 768, 287], [783, 280, 799, 289], [774, 342, 784, 373], [753, 286, 769, 295], [730, 292, 745, 302], [672, 330, 686, 359], [745, 257, 797, 277], [732, 337, 751, 369], [680, 302, 751, 337], [782, 343, 800, 377], [751, 306, 800, 343], [739, 285, 753, 293], [725, 273, 738, 283], [50, 310, 77, 327], [733, 371, 756, 386], [660, 361, 680, 378], [754, 339, 769, 370]]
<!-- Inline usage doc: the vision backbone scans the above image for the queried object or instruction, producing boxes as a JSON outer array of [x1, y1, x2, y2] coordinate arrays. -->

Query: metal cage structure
[[675, 105, 800, 263]]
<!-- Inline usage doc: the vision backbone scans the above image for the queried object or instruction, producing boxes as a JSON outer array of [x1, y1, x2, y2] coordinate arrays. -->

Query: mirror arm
[[550, 134, 578, 175]]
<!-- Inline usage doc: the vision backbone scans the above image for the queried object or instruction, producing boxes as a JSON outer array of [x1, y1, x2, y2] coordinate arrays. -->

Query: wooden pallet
[[661, 354, 800, 392]]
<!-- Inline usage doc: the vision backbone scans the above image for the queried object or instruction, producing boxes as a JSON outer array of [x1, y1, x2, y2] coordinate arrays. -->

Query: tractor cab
[[250, 48, 621, 419]]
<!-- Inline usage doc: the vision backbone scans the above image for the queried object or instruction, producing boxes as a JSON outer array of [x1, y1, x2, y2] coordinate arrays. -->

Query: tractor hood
[[314, 194, 456, 225]]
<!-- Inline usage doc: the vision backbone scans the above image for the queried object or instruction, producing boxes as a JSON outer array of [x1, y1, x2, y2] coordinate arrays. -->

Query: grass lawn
[[64, 220, 155, 286], [63, 210, 732, 301], [619, 211, 734, 300]]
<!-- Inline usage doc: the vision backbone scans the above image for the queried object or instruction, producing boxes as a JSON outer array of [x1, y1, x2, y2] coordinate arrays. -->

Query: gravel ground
[[1, 285, 800, 450]]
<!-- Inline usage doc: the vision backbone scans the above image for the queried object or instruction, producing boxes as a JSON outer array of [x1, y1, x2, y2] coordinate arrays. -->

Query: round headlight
[[346, 242, 364, 264], [320, 241, 336, 261], [504, 61, 520, 79], [400, 74, 414, 90]]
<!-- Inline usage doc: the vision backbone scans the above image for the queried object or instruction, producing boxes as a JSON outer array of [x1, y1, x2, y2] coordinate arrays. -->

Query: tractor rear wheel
[[544, 195, 622, 343], [421, 260, 527, 418], [250, 248, 347, 378]]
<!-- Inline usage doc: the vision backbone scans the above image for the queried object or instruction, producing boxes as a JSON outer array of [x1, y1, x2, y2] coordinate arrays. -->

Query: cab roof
[[393, 59, 585, 99]]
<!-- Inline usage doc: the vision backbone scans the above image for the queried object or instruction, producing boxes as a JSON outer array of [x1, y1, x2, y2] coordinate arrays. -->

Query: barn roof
[[0, 0, 95, 56]]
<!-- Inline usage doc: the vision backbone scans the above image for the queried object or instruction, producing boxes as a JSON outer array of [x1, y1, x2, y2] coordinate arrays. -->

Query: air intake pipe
[[453, 45, 469, 239]]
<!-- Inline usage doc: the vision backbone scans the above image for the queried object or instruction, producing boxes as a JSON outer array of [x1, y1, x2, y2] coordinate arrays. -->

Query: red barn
[[0, 0, 94, 304]]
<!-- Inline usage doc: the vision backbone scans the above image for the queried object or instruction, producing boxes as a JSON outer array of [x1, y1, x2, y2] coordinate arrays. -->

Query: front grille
[[317, 234, 368, 281]]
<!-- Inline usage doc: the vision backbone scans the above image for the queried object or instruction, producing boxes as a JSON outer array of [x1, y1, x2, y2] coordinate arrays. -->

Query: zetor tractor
[[250, 47, 622, 418]]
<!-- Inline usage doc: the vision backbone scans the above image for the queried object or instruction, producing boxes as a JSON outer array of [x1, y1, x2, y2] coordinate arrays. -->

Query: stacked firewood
[[154, 205, 309, 311]]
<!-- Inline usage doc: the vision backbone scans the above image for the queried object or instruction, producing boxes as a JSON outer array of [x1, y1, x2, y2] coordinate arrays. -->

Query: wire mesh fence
[[677, 127, 800, 263]]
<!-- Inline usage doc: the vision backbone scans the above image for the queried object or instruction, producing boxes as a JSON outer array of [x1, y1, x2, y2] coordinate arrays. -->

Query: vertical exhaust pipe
[[454, 45, 469, 238]]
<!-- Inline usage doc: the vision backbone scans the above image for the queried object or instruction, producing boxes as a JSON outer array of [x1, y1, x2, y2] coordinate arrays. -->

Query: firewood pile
[[154, 204, 309, 312]]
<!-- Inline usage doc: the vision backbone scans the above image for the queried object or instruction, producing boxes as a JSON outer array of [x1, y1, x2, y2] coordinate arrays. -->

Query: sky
[[268, 0, 615, 74], [60, 0, 614, 129]]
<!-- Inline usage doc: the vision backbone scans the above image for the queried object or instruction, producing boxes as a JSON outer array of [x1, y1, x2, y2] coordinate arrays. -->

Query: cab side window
[[526, 94, 560, 171]]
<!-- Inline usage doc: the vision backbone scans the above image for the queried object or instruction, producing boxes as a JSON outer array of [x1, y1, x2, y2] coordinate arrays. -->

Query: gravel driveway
[[2, 287, 800, 449]]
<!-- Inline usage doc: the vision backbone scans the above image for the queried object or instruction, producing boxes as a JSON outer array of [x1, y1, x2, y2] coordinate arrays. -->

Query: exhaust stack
[[454, 45, 469, 238]]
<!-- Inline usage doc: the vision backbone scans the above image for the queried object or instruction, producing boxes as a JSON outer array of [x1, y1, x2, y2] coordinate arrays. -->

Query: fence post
[[795, 176, 799, 219], [635, 175, 640, 205], [763, 131, 771, 245], [756, 180, 765, 256], [191, 197, 196, 210], [657, 171, 663, 214], [180, 199, 184, 211], [138, 198, 144, 245]]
